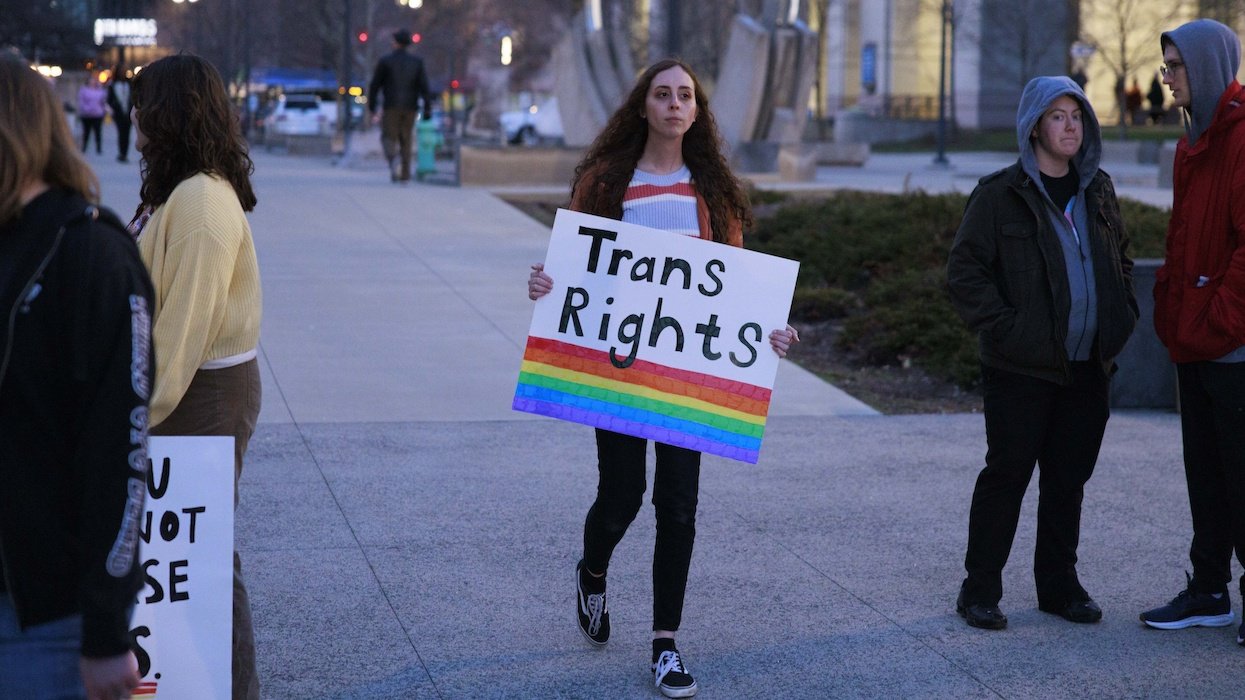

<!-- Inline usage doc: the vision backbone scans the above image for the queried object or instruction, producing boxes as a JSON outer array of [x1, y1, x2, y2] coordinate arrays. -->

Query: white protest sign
[[515, 209, 798, 463], [130, 436, 234, 700]]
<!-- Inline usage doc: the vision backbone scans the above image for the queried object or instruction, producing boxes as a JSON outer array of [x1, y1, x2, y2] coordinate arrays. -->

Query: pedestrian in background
[[77, 73, 107, 154], [367, 29, 433, 183], [0, 54, 153, 700], [129, 54, 263, 699], [1147, 74, 1166, 125], [947, 75, 1138, 631], [107, 65, 134, 162], [527, 58, 798, 698], [1141, 18, 1245, 646], [1125, 79, 1144, 125]]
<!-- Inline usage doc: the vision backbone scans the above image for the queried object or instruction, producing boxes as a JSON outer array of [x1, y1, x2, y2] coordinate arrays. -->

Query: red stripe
[[625, 182, 695, 200], [525, 336, 772, 402]]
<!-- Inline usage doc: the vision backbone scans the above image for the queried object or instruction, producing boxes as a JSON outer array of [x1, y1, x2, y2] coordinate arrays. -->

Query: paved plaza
[[84, 129, 1240, 699]]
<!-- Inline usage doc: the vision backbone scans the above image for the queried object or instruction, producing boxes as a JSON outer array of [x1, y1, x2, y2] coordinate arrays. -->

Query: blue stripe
[[622, 198, 699, 234], [514, 382, 762, 451], [513, 396, 760, 463]]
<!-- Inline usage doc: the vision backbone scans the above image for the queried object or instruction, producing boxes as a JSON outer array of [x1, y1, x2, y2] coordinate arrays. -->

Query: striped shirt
[[621, 165, 699, 237]]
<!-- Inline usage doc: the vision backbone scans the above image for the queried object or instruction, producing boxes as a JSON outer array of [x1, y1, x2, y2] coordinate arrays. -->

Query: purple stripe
[[513, 396, 760, 464]]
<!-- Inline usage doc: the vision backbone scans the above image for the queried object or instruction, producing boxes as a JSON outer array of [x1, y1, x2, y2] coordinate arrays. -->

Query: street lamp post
[[340, 0, 353, 160], [170, 0, 202, 54], [933, 0, 951, 167]]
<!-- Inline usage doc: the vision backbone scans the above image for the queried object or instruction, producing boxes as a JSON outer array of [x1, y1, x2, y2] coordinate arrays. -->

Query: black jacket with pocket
[[947, 162, 1139, 384], [368, 48, 432, 118], [0, 189, 154, 657]]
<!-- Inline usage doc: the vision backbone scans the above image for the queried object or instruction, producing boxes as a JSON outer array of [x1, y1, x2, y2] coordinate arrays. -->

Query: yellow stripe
[[520, 359, 766, 426]]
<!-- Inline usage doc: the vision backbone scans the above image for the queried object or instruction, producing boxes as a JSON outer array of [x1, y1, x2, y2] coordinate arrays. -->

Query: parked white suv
[[500, 98, 564, 146], [266, 93, 332, 136]]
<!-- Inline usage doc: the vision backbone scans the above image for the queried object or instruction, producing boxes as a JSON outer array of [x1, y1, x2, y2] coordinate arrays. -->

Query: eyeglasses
[[1160, 60, 1185, 77]]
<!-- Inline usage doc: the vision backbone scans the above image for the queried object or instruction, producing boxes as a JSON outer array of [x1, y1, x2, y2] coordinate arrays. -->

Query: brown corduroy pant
[[151, 358, 261, 700]]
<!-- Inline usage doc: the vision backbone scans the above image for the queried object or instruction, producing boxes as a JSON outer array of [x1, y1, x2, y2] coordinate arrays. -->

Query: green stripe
[[518, 371, 765, 438]]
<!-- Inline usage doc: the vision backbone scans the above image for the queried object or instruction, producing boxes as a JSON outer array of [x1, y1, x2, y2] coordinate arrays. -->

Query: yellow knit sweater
[[138, 173, 262, 427]]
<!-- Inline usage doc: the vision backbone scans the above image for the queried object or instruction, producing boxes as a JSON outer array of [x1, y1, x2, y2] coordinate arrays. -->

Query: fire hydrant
[[416, 117, 442, 180]]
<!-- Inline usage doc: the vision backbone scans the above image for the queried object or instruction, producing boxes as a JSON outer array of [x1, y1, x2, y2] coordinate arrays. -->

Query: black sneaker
[[575, 560, 609, 646], [652, 645, 697, 698], [1237, 618, 1244, 646], [1140, 574, 1235, 630]]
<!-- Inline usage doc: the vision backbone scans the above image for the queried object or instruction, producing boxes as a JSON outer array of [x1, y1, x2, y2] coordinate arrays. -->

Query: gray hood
[[1161, 19, 1242, 145], [1016, 76, 1101, 189]]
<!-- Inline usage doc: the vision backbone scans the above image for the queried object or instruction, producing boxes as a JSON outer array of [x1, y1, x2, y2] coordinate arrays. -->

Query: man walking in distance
[[107, 65, 133, 163], [368, 29, 433, 183], [1140, 19, 1245, 647]]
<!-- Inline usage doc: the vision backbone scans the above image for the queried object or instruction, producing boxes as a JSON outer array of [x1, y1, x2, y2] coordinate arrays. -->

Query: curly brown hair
[[131, 54, 256, 215], [571, 58, 752, 242]]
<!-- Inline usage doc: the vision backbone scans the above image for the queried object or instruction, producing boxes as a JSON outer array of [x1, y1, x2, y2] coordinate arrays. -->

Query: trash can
[[416, 118, 442, 180]]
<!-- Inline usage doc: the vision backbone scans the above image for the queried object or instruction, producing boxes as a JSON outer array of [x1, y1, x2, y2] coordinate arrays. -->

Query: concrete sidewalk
[[85, 136, 1241, 699]]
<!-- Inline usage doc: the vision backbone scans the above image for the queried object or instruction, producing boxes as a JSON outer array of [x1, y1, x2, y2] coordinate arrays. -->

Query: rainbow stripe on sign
[[132, 681, 158, 699], [513, 336, 771, 463]]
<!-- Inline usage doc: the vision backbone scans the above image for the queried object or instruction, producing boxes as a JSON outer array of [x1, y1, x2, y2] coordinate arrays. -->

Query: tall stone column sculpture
[[551, 0, 816, 172], [714, 1, 818, 171], [550, 0, 635, 148]]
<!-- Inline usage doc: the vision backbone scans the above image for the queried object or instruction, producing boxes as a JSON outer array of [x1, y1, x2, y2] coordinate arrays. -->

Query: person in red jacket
[[1141, 18, 1245, 647]]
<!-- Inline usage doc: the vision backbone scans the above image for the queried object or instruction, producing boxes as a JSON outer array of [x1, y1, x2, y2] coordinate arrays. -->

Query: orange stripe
[[527, 337, 770, 396], [626, 182, 695, 200]]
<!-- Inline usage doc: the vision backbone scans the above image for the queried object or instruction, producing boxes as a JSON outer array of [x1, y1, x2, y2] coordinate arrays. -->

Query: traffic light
[[357, 31, 368, 43], [412, 33, 421, 44]]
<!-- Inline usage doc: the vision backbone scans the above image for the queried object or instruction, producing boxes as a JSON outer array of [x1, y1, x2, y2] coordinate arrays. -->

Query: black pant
[[1176, 361, 1245, 596], [962, 362, 1109, 605], [115, 118, 131, 159], [583, 429, 700, 632], [80, 117, 103, 153]]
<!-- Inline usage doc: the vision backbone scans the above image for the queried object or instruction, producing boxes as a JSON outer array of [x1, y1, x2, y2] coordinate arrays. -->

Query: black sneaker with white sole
[[652, 643, 697, 698], [1140, 573, 1235, 630], [575, 560, 609, 646]]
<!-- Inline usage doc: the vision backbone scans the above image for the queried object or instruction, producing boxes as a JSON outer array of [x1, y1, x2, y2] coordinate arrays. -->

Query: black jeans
[[115, 119, 131, 159], [1176, 361, 1245, 597], [962, 362, 1109, 605], [583, 429, 700, 632], [80, 117, 103, 153]]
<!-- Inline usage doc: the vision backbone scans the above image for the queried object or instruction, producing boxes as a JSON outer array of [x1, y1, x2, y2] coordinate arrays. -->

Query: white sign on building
[[94, 18, 158, 47]]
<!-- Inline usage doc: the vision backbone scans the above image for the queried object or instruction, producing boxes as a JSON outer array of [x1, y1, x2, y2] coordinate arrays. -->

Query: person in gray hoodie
[[947, 76, 1138, 630], [1141, 19, 1245, 646]]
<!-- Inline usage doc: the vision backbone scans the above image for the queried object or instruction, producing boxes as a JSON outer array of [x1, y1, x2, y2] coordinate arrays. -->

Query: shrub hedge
[[747, 189, 1169, 388]]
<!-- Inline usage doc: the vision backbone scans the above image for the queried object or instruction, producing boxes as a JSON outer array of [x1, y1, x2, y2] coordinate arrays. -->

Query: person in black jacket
[[368, 29, 433, 182], [0, 56, 154, 699], [947, 76, 1138, 631], [107, 66, 133, 163]]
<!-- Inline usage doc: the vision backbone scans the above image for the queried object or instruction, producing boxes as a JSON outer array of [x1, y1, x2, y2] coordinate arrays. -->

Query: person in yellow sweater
[[127, 54, 262, 700]]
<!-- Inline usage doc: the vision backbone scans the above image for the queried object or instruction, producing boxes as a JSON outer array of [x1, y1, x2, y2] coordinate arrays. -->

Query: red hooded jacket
[[1154, 80, 1245, 362]]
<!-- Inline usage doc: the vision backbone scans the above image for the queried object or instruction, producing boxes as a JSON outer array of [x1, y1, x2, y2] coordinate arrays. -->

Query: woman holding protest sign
[[527, 58, 797, 698], [128, 54, 262, 700]]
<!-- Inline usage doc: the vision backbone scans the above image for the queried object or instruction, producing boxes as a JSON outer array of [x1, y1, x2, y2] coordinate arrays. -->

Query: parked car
[[500, 98, 564, 146], [265, 93, 331, 136]]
